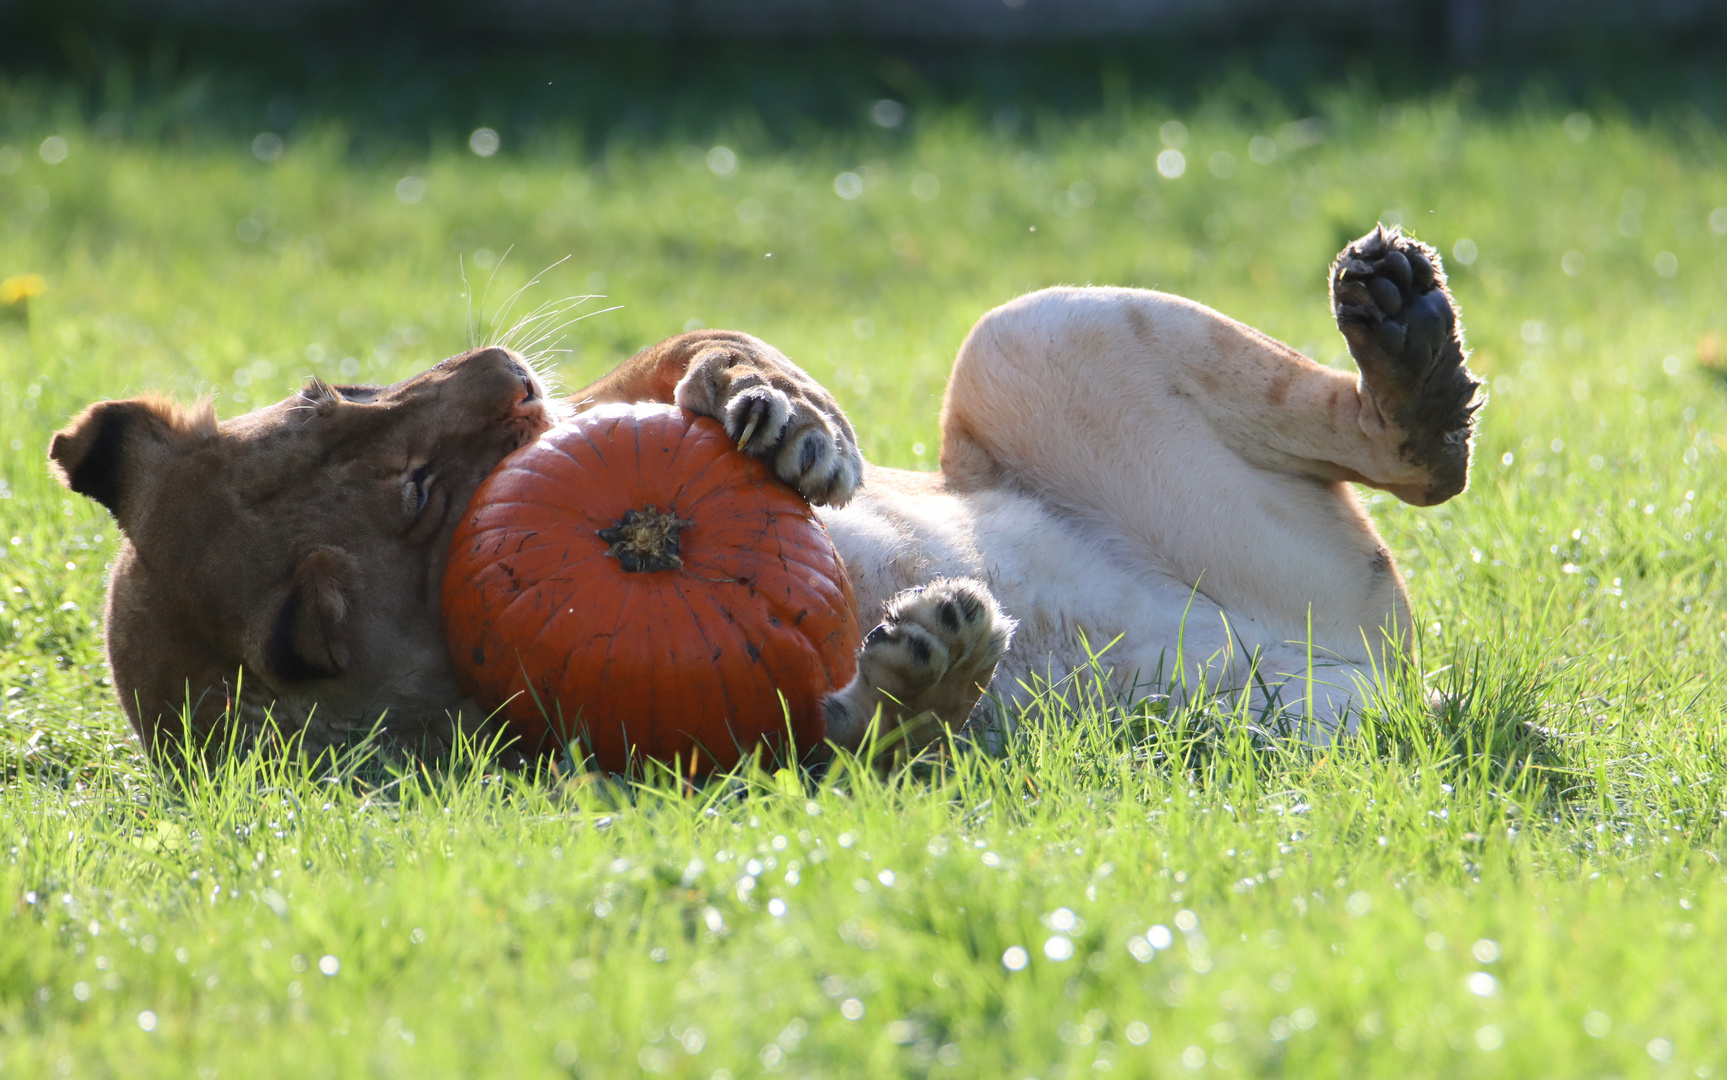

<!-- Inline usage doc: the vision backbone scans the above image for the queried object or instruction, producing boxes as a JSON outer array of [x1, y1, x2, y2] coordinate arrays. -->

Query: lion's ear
[[266, 548, 359, 682], [48, 396, 215, 524]]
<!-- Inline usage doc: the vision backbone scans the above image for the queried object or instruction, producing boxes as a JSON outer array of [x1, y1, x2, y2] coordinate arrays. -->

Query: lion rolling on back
[[53, 225, 1477, 765]]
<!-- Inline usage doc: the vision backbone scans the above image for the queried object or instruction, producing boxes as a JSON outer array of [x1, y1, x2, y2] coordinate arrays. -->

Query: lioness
[[52, 225, 1477, 764]]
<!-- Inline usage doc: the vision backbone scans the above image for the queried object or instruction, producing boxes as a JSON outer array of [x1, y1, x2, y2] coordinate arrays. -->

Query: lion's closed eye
[[402, 463, 434, 517]]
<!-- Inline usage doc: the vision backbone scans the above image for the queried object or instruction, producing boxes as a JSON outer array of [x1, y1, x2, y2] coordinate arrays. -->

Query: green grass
[[5, 60, 1727, 1078]]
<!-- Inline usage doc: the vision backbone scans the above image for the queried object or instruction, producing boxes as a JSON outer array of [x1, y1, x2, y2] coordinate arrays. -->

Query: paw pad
[[1330, 223, 1483, 502]]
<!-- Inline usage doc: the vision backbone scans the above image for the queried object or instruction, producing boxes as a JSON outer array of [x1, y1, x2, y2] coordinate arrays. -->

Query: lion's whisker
[[461, 254, 476, 350], [451, 254, 625, 405], [465, 246, 519, 351], [495, 292, 594, 353], [511, 304, 624, 382], [485, 253, 571, 347], [509, 304, 600, 355]]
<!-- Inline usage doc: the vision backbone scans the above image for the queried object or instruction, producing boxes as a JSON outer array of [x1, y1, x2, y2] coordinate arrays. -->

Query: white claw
[[735, 413, 759, 452]]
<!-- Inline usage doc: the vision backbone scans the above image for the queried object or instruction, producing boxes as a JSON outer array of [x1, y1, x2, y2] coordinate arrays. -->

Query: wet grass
[[4, 58, 1727, 1078]]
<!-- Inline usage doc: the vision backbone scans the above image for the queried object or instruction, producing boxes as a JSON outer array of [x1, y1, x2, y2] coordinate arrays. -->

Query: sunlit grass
[[4, 68, 1727, 1078]]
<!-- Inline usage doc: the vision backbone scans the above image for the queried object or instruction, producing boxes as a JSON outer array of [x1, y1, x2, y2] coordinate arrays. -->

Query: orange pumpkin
[[441, 402, 861, 773]]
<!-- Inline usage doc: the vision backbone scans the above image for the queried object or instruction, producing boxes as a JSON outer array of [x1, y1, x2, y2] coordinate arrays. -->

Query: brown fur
[[52, 334, 868, 764], [52, 349, 551, 759]]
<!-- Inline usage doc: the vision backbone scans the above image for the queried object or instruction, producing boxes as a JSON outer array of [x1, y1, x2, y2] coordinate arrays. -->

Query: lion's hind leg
[[1331, 225, 1482, 506]]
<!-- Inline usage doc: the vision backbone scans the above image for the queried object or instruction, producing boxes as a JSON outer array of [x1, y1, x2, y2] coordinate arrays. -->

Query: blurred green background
[[6, 22, 1727, 1080]]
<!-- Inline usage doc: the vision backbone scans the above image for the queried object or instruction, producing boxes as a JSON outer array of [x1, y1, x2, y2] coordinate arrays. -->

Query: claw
[[735, 413, 759, 452]]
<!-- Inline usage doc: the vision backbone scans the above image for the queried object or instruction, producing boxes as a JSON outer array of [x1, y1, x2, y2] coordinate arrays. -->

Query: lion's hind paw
[[1333, 225, 1452, 368], [1331, 224, 1482, 503]]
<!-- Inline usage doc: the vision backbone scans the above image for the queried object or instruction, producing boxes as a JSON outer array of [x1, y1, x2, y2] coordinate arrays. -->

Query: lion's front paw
[[722, 377, 863, 507], [675, 360, 863, 508], [824, 578, 1014, 751], [1331, 224, 1482, 502]]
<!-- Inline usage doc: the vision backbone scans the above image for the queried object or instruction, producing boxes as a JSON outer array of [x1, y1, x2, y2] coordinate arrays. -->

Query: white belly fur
[[818, 484, 1376, 746]]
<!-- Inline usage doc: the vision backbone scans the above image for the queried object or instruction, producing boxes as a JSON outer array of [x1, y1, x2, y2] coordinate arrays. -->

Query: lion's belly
[[819, 485, 1290, 717]]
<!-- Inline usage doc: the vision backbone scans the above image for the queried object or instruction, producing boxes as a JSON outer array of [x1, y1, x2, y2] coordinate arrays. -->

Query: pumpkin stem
[[598, 505, 695, 573]]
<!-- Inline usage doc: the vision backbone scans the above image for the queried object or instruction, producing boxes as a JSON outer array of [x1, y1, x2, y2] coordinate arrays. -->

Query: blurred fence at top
[[0, 0, 1721, 56]]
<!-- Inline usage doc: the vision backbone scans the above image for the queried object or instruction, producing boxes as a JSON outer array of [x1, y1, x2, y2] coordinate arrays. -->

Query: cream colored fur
[[821, 286, 1419, 746]]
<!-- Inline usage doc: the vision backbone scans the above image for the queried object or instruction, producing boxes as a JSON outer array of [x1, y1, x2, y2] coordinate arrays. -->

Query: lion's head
[[50, 346, 553, 763]]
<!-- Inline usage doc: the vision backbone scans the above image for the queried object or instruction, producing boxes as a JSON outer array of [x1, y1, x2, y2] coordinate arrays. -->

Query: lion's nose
[[506, 357, 541, 404]]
